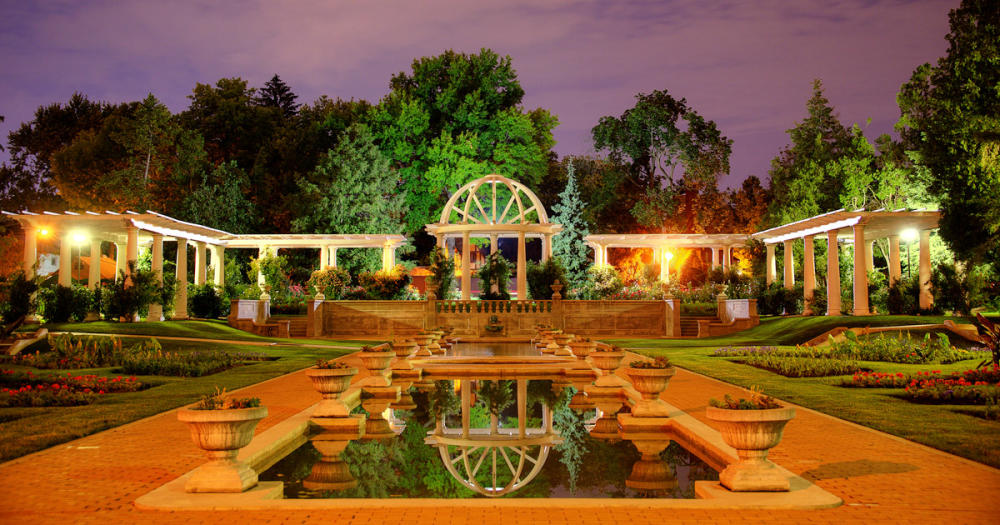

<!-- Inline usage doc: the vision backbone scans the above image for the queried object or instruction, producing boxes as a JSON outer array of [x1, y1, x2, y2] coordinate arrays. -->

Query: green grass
[[0, 332, 370, 463], [605, 315, 1000, 468], [32, 319, 360, 346]]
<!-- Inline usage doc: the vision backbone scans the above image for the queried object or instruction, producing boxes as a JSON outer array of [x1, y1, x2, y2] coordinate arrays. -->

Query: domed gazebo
[[425, 174, 562, 300]]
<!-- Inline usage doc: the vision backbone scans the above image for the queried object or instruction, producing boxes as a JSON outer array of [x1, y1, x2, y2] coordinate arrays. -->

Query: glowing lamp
[[38, 228, 50, 237], [900, 229, 918, 243], [72, 232, 88, 244]]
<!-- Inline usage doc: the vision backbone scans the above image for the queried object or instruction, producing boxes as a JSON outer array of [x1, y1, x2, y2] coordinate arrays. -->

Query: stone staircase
[[678, 316, 716, 337], [270, 316, 309, 338]]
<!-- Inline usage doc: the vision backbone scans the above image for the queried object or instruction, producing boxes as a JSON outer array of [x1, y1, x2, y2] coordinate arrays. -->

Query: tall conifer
[[551, 161, 590, 292]]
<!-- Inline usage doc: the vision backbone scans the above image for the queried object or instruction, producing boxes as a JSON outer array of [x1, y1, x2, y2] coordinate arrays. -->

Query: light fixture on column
[[663, 251, 673, 281], [39, 228, 50, 238], [900, 229, 918, 278]]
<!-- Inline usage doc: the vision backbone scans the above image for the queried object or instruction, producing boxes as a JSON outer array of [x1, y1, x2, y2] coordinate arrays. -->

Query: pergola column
[[517, 231, 527, 299], [114, 242, 126, 279], [23, 227, 36, 278], [866, 240, 875, 273], [461, 231, 472, 301], [919, 230, 933, 310], [194, 242, 207, 286], [124, 225, 138, 286], [888, 235, 901, 286], [723, 246, 732, 271], [852, 223, 869, 316], [710, 246, 719, 269], [382, 242, 396, 271], [782, 240, 794, 290], [803, 236, 816, 315], [330, 247, 338, 268], [765, 243, 776, 285], [148, 233, 164, 322], [826, 231, 842, 316], [257, 245, 269, 289], [88, 239, 101, 289], [489, 234, 498, 255], [58, 233, 72, 287], [541, 234, 551, 262], [320, 244, 329, 268], [175, 238, 189, 319], [211, 245, 224, 287]]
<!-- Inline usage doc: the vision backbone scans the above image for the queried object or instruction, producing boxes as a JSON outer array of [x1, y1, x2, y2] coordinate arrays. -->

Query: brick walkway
[[0, 353, 997, 524]]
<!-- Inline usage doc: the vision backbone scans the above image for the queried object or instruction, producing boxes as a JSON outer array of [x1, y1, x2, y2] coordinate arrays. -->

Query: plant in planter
[[706, 386, 795, 492], [626, 356, 675, 400], [357, 345, 395, 386], [177, 387, 268, 493], [306, 360, 358, 417], [567, 336, 596, 359]]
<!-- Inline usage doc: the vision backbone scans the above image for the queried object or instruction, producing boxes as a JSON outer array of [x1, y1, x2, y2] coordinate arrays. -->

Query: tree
[[550, 161, 591, 290], [592, 89, 732, 232], [292, 123, 407, 274], [255, 74, 300, 118], [370, 49, 558, 232], [179, 161, 257, 233], [765, 79, 859, 226], [897, 0, 1000, 262]]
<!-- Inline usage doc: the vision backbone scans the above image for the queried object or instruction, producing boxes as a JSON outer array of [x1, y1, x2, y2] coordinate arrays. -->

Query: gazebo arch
[[426, 174, 562, 300]]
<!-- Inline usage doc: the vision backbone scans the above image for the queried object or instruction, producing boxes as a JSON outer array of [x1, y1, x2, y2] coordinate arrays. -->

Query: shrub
[[583, 265, 623, 299], [188, 284, 226, 319], [756, 282, 801, 315], [97, 262, 170, 321], [888, 273, 922, 315], [526, 257, 567, 300], [356, 265, 412, 300], [476, 252, 512, 300], [740, 354, 862, 377], [307, 266, 351, 299], [38, 284, 93, 323], [0, 270, 38, 323], [709, 386, 782, 409], [426, 246, 456, 299], [249, 253, 290, 294], [680, 301, 717, 316], [868, 270, 889, 314]]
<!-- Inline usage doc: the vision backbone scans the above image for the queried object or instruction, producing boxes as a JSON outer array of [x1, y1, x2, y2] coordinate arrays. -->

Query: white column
[[382, 242, 395, 271], [919, 230, 933, 310], [87, 239, 101, 290], [782, 240, 794, 290], [541, 234, 551, 262], [826, 231, 841, 316], [320, 244, 329, 269], [211, 245, 225, 287], [866, 240, 875, 273], [591, 244, 602, 266], [126, 226, 138, 269], [330, 247, 338, 268], [723, 246, 731, 270], [888, 235, 901, 286], [257, 245, 269, 290], [765, 243, 776, 285], [601, 245, 608, 267], [194, 242, 207, 286], [23, 227, 37, 278], [710, 246, 719, 269], [58, 233, 72, 287], [114, 242, 126, 280], [852, 224, 869, 316], [517, 231, 527, 299], [803, 236, 816, 315], [461, 231, 471, 301], [174, 238, 188, 319], [148, 233, 164, 321]]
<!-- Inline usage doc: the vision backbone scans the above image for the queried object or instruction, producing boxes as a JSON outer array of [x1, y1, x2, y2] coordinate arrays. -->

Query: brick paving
[[0, 351, 997, 524]]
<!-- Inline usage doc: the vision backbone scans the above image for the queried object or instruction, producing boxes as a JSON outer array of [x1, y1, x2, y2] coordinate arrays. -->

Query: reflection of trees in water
[[659, 441, 719, 499], [553, 387, 588, 493]]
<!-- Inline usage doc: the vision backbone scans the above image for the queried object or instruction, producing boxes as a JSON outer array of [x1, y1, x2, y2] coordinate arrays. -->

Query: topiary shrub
[[188, 284, 226, 319], [526, 257, 567, 300], [583, 265, 623, 299], [477, 252, 511, 300], [307, 266, 351, 299]]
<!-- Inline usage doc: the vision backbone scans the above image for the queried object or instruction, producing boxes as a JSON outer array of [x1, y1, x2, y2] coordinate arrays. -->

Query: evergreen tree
[[292, 123, 407, 275], [256, 74, 299, 118], [179, 161, 257, 233], [551, 161, 591, 292]]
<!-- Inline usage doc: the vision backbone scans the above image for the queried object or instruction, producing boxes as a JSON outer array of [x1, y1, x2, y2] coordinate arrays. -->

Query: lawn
[[0, 327, 372, 462], [605, 315, 1000, 468]]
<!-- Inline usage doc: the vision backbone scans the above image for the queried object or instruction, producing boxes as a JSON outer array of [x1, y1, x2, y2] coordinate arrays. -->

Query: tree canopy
[[897, 0, 1000, 262]]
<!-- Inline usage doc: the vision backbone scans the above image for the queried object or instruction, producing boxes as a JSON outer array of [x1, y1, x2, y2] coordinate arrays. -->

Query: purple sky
[[0, 0, 955, 188]]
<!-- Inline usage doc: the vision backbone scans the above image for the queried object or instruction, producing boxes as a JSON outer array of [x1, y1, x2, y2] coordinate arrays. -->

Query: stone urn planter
[[412, 334, 434, 357], [391, 339, 417, 358], [625, 358, 675, 400], [568, 339, 596, 359], [177, 405, 268, 493], [306, 364, 358, 417], [358, 346, 395, 376], [706, 405, 796, 491], [589, 348, 625, 375]]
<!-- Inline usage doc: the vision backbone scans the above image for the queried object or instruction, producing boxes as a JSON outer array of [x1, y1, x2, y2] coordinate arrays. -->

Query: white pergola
[[3, 210, 407, 320], [752, 209, 940, 315], [584, 233, 750, 281], [425, 174, 562, 300]]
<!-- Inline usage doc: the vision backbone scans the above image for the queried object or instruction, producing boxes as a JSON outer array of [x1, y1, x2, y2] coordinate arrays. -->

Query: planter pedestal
[[361, 386, 400, 441], [178, 406, 268, 493], [305, 367, 357, 418], [706, 406, 795, 492]]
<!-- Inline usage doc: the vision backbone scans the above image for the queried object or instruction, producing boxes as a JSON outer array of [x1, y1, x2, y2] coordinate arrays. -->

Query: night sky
[[0, 0, 955, 188]]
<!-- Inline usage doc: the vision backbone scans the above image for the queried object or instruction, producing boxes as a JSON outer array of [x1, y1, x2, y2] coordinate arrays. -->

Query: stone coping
[[135, 397, 841, 511]]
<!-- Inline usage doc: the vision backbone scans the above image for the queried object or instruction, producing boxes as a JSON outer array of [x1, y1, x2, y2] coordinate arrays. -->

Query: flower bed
[[2, 334, 269, 377], [840, 365, 1000, 389], [713, 333, 977, 365], [0, 369, 144, 407], [739, 355, 862, 377]]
